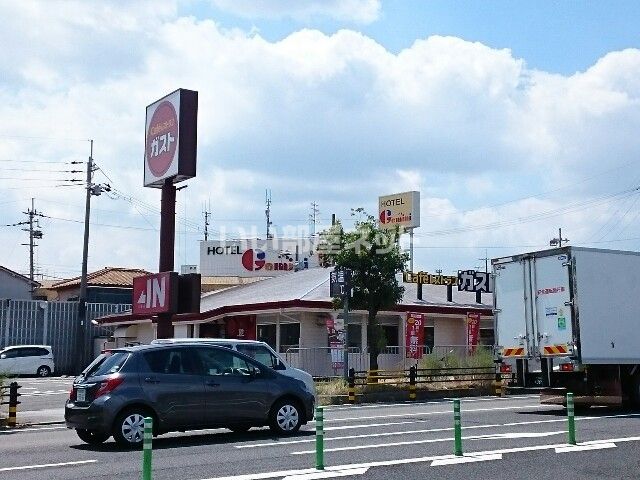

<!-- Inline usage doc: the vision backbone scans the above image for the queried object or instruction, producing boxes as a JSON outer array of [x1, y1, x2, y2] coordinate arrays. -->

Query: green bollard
[[315, 406, 324, 470], [453, 399, 463, 456], [142, 417, 153, 480], [567, 393, 576, 445]]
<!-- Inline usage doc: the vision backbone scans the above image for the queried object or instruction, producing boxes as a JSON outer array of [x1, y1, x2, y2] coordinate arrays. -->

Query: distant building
[[41, 267, 151, 304], [0, 265, 39, 300]]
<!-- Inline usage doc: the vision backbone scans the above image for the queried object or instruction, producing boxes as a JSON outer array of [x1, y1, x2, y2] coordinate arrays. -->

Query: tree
[[318, 209, 409, 372]]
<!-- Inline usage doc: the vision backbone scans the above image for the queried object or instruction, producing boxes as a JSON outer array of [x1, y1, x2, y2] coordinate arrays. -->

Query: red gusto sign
[[144, 89, 198, 188], [405, 312, 425, 359], [146, 101, 178, 177], [132, 272, 178, 315], [467, 312, 481, 353]]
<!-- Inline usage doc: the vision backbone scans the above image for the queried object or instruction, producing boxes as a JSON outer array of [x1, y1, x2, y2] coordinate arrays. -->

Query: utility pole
[[203, 201, 211, 241], [550, 228, 569, 248], [265, 189, 273, 239], [478, 249, 489, 272], [75, 140, 111, 369], [21, 199, 44, 292], [77, 140, 94, 370], [309, 202, 319, 236]]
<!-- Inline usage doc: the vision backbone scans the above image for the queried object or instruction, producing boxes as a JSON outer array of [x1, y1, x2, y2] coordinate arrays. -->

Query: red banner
[[467, 312, 481, 353], [406, 312, 425, 359]]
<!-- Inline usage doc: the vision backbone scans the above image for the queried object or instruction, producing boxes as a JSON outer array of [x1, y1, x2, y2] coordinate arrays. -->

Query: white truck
[[493, 246, 640, 407]]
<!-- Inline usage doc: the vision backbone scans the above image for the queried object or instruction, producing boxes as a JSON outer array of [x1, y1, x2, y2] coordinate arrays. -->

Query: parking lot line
[[0, 460, 97, 472]]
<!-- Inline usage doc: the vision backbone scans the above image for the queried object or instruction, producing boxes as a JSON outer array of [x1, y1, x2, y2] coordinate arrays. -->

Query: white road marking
[[238, 413, 640, 449], [290, 430, 567, 454], [282, 467, 369, 480], [555, 442, 617, 453], [201, 436, 640, 480], [318, 404, 557, 424], [431, 453, 503, 466], [0, 460, 97, 472], [0, 426, 66, 434]]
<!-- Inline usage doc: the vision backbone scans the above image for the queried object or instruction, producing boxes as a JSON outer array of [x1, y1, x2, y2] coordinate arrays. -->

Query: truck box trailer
[[492, 246, 640, 407]]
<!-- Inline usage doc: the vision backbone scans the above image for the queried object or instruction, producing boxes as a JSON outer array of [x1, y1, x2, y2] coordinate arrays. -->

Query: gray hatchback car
[[65, 343, 315, 446]]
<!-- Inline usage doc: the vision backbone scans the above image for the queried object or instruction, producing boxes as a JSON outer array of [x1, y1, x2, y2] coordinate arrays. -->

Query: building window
[[279, 323, 300, 353], [347, 324, 362, 349], [381, 325, 399, 347], [257, 324, 277, 349], [424, 326, 435, 350], [479, 328, 495, 346]]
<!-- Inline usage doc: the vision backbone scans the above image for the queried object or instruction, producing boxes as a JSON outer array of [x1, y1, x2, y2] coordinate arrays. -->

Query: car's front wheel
[[112, 410, 151, 448], [269, 399, 302, 435], [76, 428, 110, 445]]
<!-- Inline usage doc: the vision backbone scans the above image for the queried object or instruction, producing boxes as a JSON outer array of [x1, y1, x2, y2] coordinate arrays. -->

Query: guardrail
[[285, 345, 494, 378], [344, 366, 508, 403]]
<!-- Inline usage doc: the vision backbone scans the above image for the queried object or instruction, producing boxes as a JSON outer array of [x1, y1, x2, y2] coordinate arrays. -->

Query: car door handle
[[205, 380, 220, 387], [144, 377, 160, 384]]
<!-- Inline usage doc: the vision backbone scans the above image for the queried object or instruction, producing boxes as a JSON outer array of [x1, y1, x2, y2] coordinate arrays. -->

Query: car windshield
[[85, 351, 130, 378]]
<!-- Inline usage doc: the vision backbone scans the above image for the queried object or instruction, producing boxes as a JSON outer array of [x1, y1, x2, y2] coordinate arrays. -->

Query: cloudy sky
[[1, 0, 640, 280]]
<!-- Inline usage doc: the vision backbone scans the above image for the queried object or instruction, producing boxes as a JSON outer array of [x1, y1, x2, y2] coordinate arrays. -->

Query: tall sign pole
[[144, 89, 198, 339]]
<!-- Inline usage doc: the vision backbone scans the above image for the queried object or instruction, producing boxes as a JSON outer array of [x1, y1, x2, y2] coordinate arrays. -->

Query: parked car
[[0, 345, 55, 377], [65, 343, 315, 447], [151, 338, 316, 395]]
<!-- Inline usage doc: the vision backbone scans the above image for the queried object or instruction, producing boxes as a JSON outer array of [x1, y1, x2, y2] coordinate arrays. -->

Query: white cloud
[[1, 4, 640, 277], [211, 0, 381, 24]]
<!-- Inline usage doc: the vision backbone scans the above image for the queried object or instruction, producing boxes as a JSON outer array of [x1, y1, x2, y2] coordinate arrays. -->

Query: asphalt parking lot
[[1, 393, 639, 480]]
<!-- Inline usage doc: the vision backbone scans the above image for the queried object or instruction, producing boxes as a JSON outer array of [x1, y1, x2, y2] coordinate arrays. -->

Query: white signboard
[[199, 239, 319, 277], [378, 191, 420, 229]]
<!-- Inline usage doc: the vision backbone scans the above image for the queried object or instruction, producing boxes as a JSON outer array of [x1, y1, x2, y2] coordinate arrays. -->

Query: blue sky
[[195, 1, 640, 75], [1, 0, 640, 278]]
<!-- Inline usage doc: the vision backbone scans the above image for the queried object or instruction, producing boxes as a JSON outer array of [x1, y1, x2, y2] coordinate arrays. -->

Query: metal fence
[[284, 345, 494, 378], [0, 299, 130, 374]]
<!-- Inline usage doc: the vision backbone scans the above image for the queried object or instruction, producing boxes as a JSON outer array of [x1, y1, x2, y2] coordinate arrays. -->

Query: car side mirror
[[250, 366, 261, 377], [274, 361, 286, 371]]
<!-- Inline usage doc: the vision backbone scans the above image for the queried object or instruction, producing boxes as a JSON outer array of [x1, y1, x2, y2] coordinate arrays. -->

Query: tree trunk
[[367, 311, 380, 375]]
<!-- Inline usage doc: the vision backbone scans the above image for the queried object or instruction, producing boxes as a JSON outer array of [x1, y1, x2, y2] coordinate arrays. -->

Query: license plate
[[76, 388, 86, 403]]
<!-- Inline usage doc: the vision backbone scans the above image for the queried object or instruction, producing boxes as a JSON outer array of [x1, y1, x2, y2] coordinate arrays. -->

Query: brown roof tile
[[51, 267, 152, 289]]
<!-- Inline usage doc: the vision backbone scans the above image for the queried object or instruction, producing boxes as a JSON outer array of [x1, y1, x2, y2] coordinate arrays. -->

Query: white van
[[151, 338, 315, 395], [0, 345, 55, 377]]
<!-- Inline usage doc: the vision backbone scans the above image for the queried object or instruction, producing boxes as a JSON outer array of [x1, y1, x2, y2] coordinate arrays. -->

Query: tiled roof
[[51, 267, 151, 289]]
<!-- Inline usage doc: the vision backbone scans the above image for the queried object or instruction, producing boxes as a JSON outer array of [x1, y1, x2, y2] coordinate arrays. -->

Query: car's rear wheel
[[112, 409, 151, 448], [37, 365, 51, 377], [269, 399, 302, 435], [76, 428, 110, 445]]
